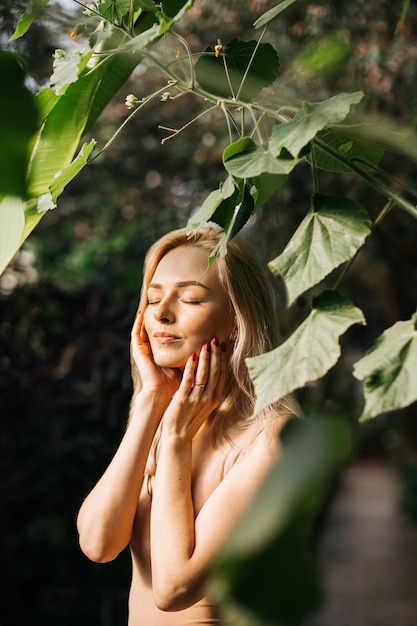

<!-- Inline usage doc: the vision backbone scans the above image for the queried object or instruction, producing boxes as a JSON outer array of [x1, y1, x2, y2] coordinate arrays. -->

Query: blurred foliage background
[[1, 0, 417, 624]]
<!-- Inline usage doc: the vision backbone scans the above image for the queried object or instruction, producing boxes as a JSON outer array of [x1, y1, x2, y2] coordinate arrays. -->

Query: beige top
[[127, 420, 272, 625]]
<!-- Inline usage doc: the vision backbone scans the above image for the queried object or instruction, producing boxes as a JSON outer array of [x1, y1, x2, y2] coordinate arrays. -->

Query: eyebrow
[[148, 280, 212, 291]]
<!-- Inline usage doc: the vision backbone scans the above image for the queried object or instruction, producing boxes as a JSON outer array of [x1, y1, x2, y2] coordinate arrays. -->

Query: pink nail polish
[[191, 352, 197, 361], [213, 336, 219, 347], [204, 342, 210, 352]]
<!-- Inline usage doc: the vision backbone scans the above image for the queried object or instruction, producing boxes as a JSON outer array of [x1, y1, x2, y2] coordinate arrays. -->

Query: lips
[[153, 332, 181, 343]]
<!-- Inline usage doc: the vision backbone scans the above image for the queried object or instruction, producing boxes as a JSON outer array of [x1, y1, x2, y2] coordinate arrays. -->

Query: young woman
[[77, 226, 297, 625]]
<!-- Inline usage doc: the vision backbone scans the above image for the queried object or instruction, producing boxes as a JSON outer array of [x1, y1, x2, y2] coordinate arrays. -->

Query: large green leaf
[[353, 314, 417, 420], [269, 193, 372, 305], [37, 139, 97, 212], [224, 137, 299, 178], [161, 0, 194, 19], [0, 52, 38, 197], [0, 196, 25, 275], [210, 184, 255, 257], [269, 92, 364, 158], [10, 0, 50, 40], [195, 37, 280, 101], [211, 416, 352, 625], [27, 59, 111, 197], [247, 291, 366, 414]]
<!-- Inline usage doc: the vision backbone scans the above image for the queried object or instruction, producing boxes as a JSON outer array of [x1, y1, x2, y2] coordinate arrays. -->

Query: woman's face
[[144, 245, 235, 369]]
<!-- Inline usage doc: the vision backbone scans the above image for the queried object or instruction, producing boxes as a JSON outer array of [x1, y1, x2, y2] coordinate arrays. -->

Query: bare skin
[[77, 246, 284, 625]]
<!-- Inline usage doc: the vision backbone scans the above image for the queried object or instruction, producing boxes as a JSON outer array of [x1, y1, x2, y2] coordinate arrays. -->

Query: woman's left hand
[[161, 337, 227, 441]]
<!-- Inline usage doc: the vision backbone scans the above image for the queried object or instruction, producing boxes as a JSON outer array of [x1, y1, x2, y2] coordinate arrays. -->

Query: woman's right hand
[[131, 310, 182, 404]]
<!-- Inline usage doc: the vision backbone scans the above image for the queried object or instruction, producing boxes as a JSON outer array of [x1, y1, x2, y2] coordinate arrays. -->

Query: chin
[[153, 352, 187, 369]]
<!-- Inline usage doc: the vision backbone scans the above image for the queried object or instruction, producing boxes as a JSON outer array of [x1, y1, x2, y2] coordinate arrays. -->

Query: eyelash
[[147, 300, 202, 305]]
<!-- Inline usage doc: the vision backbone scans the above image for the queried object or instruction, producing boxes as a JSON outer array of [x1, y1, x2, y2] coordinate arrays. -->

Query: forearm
[[77, 391, 166, 562], [150, 435, 202, 611]]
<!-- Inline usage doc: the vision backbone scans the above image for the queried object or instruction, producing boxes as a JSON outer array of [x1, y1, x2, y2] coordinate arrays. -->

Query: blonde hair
[[130, 226, 298, 473]]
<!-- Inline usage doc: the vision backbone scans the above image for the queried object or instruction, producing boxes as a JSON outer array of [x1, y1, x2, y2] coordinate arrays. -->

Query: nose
[[153, 300, 174, 324]]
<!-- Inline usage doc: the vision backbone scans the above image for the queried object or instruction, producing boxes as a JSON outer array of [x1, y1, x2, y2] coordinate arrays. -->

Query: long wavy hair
[[130, 226, 298, 473]]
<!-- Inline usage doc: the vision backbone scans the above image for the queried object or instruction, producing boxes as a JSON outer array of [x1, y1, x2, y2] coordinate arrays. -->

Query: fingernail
[[221, 342, 226, 352], [212, 336, 219, 347], [191, 352, 197, 361], [204, 342, 211, 352]]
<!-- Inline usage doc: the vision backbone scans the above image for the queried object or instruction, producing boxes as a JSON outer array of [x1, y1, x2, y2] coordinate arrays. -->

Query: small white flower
[[125, 94, 139, 109]]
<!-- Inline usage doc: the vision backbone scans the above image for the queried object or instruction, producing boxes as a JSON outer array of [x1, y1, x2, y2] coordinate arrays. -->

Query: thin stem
[[248, 106, 265, 144], [310, 144, 319, 194], [170, 30, 196, 87], [88, 84, 175, 161], [314, 137, 417, 219], [351, 158, 417, 200], [236, 25, 267, 101], [220, 102, 234, 144], [222, 54, 236, 100], [159, 104, 218, 144], [333, 199, 395, 290]]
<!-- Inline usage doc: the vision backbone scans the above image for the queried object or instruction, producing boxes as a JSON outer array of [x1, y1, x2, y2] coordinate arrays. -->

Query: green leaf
[[224, 138, 299, 178], [0, 52, 38, 197], [353, 314, 417, 420], [250, 172, 287, 209], [27, 58, 111, 197], [47, 139, 97, 205], [269, 92, 364, 158], [211, 185, 255, 257], [312, 127, 384, 172], [247, 291, 366, 414], [254, 0, 300, 29], [10, 0, 50, 40], [195, 37, 280, 101], [269, 193, 372, 304], [292, 35, 352, 78], [99, 0, 131, 22], [0, 196, 25, 275], [186, 176, 237, 233], [50, 48, 95, 96]]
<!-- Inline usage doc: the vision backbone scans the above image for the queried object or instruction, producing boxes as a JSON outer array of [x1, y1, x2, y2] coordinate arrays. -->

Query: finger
[[175, 352, 197, 399], [193, 341, 211, 391]]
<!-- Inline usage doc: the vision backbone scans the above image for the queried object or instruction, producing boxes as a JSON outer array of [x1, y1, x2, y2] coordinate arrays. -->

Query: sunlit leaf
[[247, 291, 366, 414], [224, 138, 299, 178], [27, 59, 111, 197], [10, 0, 50, 40], [50, 48, 95, 96], [0, 196, 25, 275], [353, 314, 417, 420], [49, 139, 96, 202], [269, 92, 364, 158], [253, 0, 300, 29], [269, 193, 372, 304], [195, 37, 280, 101]]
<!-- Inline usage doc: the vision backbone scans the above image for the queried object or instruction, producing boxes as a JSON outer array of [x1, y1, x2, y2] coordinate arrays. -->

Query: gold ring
[[194, 382, 205, 387]]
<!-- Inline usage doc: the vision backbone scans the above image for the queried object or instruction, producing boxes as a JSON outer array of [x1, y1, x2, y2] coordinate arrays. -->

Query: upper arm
[[192, 427, 280, 567]]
